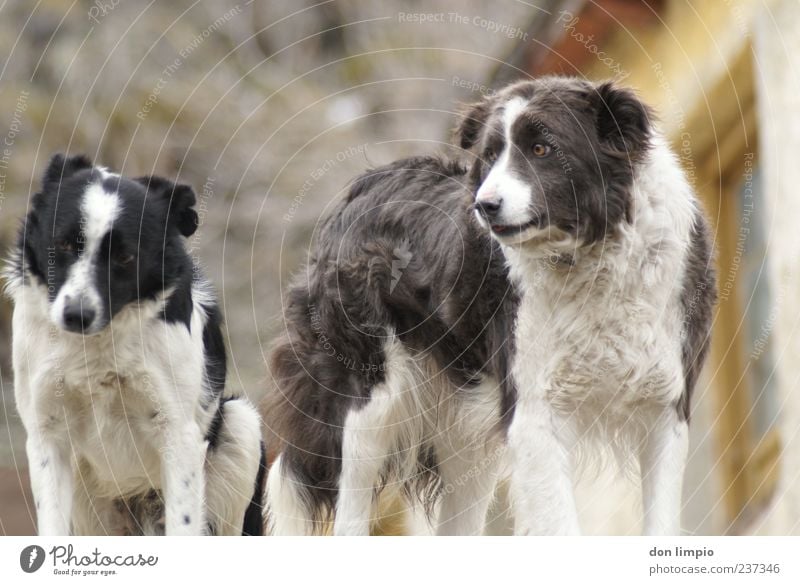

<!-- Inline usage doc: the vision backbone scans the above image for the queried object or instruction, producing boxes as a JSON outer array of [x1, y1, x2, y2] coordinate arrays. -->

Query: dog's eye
[[115, 253, 135, 267], [57, 240, 75, 253], [532, 143, 551, 157], [484, 148, 497, 164]]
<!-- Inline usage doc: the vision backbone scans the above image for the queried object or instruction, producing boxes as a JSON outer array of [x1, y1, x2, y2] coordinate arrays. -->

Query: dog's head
[[21, 154, 198, 335], [456, 77, 652, 248]]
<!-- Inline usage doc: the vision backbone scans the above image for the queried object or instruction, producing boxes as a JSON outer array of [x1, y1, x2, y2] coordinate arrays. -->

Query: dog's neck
[[500, 228, 630, 300], [501, 239, 580, 278]]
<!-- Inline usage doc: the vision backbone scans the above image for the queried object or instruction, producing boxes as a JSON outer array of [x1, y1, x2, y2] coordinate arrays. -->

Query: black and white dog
[[5, 154, 265, 535], [264, 77, 716, 535]]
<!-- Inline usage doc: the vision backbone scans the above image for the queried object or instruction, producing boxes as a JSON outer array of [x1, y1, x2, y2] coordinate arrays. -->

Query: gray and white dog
[[264, 77, 716, 535]]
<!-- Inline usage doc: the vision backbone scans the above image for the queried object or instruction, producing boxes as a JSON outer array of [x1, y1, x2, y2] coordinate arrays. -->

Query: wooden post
[[752, 0, 800, 535]]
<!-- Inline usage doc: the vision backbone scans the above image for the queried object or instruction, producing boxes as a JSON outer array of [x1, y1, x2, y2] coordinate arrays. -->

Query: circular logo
[[20, 545, 46, 573]]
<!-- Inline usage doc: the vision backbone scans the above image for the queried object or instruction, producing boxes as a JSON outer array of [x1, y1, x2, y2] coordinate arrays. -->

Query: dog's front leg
[[507, 397, 579, 535], [26, 434, 74, 535], [159, 419, 207, 536], [639, 409, 688, 536]]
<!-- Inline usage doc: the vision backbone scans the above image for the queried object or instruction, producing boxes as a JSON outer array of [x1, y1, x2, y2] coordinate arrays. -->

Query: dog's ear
[[168, 184, 199, 237], [453, 97, 494, 150], [31, 154, 93, 211], [591, 81, 652, 160], [136, 176, 198, 237], [42, 153, 93, 186]]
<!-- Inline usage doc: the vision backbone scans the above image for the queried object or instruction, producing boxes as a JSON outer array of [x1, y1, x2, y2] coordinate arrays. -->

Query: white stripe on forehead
[[49, 178, 120, 331], [81, 180, 120, 247], [502, 96, 528, 142], [474, 96, 532, 221]]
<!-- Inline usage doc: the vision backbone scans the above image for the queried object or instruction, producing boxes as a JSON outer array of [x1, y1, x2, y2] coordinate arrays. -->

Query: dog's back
[[264, 155, 517, 534]]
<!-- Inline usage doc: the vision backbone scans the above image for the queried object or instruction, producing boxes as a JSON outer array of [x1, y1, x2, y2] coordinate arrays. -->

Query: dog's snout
[[62, 298, 96, 333], [475, 198, 502, 220]]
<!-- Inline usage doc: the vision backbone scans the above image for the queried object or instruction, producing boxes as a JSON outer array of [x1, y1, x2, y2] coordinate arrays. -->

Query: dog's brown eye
[[484, 148, 497, 163], [57, 240, 75, 253], [116, 253, 135, 266], [532, 143, 551, 157]]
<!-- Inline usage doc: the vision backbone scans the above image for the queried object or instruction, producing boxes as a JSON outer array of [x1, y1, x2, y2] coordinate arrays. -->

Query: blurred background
[[1, 0, 799, 535]]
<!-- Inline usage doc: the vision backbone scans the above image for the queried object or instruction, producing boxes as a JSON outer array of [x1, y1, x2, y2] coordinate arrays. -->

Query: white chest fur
[[509, 248, 684, 445], [11, 282, 207, 498], [506, 139, 697, 445], [503, 140, 699, 536]]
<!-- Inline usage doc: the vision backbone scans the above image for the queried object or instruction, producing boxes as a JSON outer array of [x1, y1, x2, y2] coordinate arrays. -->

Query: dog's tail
[[242, 442, 267, 536]]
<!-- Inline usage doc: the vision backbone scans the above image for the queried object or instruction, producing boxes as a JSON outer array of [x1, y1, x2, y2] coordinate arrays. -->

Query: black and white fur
[[264, 77, 716, 535], [5, 154, 266, 536]]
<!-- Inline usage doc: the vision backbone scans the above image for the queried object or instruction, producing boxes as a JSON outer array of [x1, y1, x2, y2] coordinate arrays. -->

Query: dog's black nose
[[475, 199, 501, 219], [63, 301, 96, 333]]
